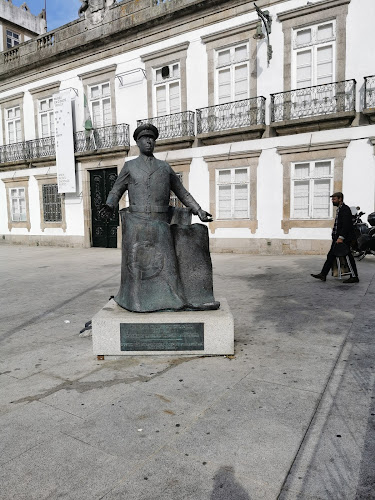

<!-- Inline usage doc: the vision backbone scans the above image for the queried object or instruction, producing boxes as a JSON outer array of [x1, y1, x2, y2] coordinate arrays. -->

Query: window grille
[[42, 184, 62, 222]]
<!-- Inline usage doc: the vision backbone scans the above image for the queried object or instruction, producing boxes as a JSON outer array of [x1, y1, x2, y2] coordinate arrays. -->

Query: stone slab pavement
[[0, 244, 374, 500]]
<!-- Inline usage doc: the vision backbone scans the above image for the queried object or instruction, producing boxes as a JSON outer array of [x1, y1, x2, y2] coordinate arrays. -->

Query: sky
[[12, 0, 82, 31]]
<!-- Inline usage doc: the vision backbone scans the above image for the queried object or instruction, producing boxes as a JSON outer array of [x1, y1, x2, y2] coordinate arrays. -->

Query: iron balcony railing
[[364, 76, 375, 109], [196, 97, 266, 134], [137, 111, 195, 140], [270, 79, 356, 123], [0, 124, 130, 164], [74, 123, 130, 153], [0, 136, 55, 164]]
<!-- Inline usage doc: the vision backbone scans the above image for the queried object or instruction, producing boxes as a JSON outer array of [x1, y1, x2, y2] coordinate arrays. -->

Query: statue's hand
[[99, 204, 114, 219], [197, 208, 213, 223]]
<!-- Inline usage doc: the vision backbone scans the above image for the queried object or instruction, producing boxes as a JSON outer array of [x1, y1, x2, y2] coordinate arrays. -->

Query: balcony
[[270, 80, 356, 135], [363, 76, 375, 123], [74, 124, 130, 155], [196, 97, 266, 145], [0, 124, 130, 165], [137, 111, 195, 150]]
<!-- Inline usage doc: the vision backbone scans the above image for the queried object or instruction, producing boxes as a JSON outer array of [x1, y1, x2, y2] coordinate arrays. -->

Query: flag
[[83, 93, 93, 137]]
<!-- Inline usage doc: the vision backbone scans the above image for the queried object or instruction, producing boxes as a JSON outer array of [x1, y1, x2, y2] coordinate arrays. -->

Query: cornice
[[78, 64, 117, 80], [277, 140, 351, 155], [201, 20, 258, 44], [0, 92, 25, 105], [204, 150, 262, 162], [29, 81, 61, 95], [277, 0, 351, 22], [141, 42, 190, 63]]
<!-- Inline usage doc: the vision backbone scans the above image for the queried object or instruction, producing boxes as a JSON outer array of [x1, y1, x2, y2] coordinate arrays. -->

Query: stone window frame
[[277, 0, 351, 91], [201, 21, 258, 108], [2, 176, 31, 231], [0, 92, 25, 145], [34, 175, 67, 232], [277, 140, 350, 234], [204, 150, 261, 234], [29, 82, 61, 139], [3, 24, 24, 50], [78, 65, 117, 129], [141, 42, 189, 118]]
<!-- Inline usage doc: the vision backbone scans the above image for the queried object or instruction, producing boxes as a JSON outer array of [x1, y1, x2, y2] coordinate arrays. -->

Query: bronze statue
[[100, 124, 220, 313]]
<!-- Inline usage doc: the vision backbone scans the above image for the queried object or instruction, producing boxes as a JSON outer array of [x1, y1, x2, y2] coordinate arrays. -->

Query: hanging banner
[[53, 90, 76, 193]]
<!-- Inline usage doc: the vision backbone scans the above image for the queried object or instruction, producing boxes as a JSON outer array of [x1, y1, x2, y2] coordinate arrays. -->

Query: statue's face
[[137, 135, 155, 156]]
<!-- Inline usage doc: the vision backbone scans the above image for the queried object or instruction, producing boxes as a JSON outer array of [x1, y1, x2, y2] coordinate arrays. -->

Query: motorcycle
[[350, 206, 375, 260]]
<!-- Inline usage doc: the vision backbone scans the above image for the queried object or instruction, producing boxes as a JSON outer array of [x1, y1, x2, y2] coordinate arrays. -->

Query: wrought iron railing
[[196, 97, 266, 134], [270, 79, 356, 122], [364, 76, 375, 109], [137, 111, 195, 140], [74, 124, 130, 153], [0, 136, 55, 163], [28, 136, 56, 159], [0, 125, 130, 163]]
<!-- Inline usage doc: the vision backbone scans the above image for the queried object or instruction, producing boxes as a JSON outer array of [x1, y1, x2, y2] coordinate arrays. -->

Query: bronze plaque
[[120, 323, 204, 351]]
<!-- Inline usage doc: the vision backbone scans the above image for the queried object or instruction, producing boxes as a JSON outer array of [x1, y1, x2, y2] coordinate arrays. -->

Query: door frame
[[79, 153, 127, 248]]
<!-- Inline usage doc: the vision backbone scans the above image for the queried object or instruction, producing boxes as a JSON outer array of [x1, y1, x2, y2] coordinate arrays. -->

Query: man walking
[[311, 192, 359, 283]]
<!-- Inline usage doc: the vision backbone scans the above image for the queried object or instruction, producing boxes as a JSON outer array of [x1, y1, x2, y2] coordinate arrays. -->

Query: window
[[216, 167, 250, 219], [216, 44, 249, 104], [6, 29, 20, 49], [38, 98, 55, 137], [10, 187, 27, 222], [89, 82, 111, 128], [5, 106, 21, 144], [154, 63, 181, 116], [293, 22, 335, 89], [291, 160, 333, 219], [42, 184, 62, 222]]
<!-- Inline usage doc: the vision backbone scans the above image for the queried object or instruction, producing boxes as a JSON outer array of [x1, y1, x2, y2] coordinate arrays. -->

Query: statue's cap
[[133, 123, 159, 141]]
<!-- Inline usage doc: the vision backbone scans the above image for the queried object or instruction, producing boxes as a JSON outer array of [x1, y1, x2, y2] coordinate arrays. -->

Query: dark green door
[[90, 168, 118, 248]]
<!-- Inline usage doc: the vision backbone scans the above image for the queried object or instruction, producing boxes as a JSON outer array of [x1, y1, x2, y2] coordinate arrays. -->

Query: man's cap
[[330, 192, 343, 199], [133, 123, 159, 141]]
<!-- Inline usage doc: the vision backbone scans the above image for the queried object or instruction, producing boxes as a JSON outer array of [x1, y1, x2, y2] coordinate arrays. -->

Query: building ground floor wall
[[1, 126, 374, 255]]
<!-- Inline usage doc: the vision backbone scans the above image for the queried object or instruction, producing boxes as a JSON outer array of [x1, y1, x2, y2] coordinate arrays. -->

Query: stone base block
[[92, 298, 233, 357]]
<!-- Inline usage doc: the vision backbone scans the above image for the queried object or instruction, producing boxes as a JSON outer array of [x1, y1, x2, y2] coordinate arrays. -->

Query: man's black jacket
[[335, 203, 355, 241]]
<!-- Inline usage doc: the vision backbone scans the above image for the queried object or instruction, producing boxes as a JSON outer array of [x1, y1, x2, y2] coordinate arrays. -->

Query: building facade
[[0, 0, 374, 254]]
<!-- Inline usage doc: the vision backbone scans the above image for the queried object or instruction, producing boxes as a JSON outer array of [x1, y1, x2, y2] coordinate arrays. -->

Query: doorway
[[90, 168, 118, 248]]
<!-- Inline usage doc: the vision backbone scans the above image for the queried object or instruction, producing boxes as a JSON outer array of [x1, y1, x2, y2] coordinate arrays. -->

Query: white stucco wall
[[1, 0, 375, 249]]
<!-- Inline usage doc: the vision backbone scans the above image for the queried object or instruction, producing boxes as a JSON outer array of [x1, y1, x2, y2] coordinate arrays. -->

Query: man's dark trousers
[[321, 240, 358, 277]]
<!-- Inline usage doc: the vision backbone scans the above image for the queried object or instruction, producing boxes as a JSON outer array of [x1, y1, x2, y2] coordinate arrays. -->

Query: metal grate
[[137, 111, 195, 140], [270, 79, 356, 122], [364, 76, 375, 109], [42, 184, 62, 222], [196, 97, 266, 134]]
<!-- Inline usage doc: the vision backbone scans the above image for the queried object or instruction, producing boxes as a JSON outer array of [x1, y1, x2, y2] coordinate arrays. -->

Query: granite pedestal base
[[92, 298, 233, 357]]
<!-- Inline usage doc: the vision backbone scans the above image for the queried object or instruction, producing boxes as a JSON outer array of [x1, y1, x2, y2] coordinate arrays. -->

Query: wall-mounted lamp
[[253, 3, 273, 65]]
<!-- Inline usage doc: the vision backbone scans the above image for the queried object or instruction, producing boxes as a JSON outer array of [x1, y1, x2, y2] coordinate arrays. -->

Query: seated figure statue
[[100, 124, 220, 313]]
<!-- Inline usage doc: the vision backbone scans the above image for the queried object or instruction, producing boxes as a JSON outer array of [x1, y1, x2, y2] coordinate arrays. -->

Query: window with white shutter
[[291, 160, 333, 219], [216, 167, 250, 219], [88, 82, 112, 128], [5, 106, 22, 144], [10, 187, 27, 222], [216, 44, 249, 104], [154, 63, 181, 116], [293, 21, 335, 89]]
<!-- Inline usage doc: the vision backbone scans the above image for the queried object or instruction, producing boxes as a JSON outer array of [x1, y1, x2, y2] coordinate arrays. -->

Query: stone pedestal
[[92, 298, 234, 357]]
